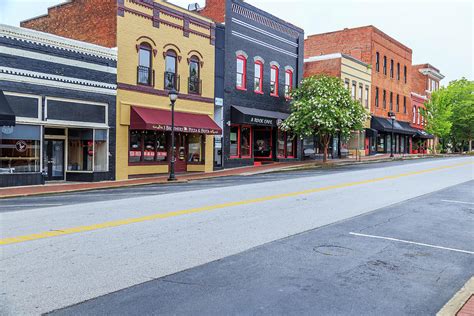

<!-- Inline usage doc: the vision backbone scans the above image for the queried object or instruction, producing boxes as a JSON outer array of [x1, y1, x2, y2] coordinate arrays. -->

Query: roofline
[[21, 0, 72, 24], [304, 52, 370, 67]]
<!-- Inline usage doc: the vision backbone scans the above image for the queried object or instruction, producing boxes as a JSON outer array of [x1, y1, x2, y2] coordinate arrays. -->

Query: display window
[[277, 129, 296, 158], [188, 134, 205, 163], [254, 128, 272, 159], [0, 125, 41, 173], [128, 130, 168, 164], [68, 129, 93, 171], [230, 125, 252, 159]]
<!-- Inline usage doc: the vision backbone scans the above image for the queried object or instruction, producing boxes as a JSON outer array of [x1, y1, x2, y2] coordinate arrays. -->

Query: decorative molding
[[270, 61, 280, 68], [232, 31, 298, 58], [118, 82, 213, 103], [235, 50, 248, 59], [284, 65, 294, 72], [231, 18, 298, 48], [163, 43, 181, 54], [0, 23, 117, 60], [187, 50, 204, 60], [0, 45, 117, 74], [254, 56, 265, 64], [136, 35, 157, 47]]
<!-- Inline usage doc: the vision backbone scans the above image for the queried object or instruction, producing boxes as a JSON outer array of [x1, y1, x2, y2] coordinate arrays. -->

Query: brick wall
[[200, 0, 226, 23], [411, 65, 428, 96], [305, 26, 413, 122], [304, 59, 341, 78], [21, 0, 117, 48]]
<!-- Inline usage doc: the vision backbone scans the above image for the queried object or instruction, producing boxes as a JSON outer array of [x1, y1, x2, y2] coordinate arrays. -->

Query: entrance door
[[43, 140, 65, 181], [254, 128, 272, 160], [173, 133, 187, 173]]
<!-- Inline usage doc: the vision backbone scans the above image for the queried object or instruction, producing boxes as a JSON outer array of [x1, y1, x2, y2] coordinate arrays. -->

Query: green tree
[[282, 75, 369, 162], [449, 79, 474, 152]]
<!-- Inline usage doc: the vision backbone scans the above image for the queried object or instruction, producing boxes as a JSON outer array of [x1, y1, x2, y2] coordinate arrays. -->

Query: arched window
[[138, 43, 152, 85], [236, 55, 247, 90], [164, 50, 178, 90], [285, 69, 293, 99], [413, 106, 417, 124], [270, 65, 279, 96], [254, 61, 263, 93], [188, 56, 200, 94]]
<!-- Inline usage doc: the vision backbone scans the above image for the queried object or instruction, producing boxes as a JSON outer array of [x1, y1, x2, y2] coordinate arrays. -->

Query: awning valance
[[0, 90, 15, 126], [414, 129, 434, 139], [365, 128, 378, 138], [371, 116, 416, 136], [130, 106, 222, 135], [231, 105, 289, 127]]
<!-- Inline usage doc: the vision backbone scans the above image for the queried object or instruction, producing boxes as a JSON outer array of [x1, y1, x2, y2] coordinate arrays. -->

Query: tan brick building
[[305, 26, 416, 155]]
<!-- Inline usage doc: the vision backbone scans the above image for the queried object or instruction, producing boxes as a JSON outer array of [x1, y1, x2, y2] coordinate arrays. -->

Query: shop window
[[0, 125, 41, 173], [128, 130, 168, 164], [375, 52, 380, 72], [164, 50, 178, 90], [188, 134, 204, 163], [254, 128, 272, 159], [94, 129, 108, 172], [375, 87, 379, 107], [188, 56, 201, 94], [68, 129, 93, 171], [285, 70, 293, 98], [236, 55, 247, 90], [270, 65, 279, 96], [254, 61, 263, 93], [230, 125, 252, 159], [278, 130, 296, 158], [138, 43, 153, 86]]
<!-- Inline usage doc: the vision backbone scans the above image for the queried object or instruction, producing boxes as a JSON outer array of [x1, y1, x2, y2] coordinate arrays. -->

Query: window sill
[[254, 90, 264, 95], [236, 87, 247, 91], [270, 93, 279, 98]]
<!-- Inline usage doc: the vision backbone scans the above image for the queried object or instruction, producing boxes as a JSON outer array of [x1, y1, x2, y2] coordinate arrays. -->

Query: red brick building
[[305, 26, 416, 155]]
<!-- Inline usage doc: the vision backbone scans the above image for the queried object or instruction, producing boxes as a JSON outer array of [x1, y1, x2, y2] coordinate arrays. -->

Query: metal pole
[[390, 118, 394, 158], [168, 100, 176, 181]]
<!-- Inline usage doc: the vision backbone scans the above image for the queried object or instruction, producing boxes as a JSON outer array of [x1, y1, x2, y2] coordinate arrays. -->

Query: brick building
[[200, 0, 304, 168], [305, 26, 417, 155], [21, 0, 222, 179]]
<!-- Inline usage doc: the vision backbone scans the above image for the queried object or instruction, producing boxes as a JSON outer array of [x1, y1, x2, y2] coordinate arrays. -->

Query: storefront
[[371, 116, 415, 155], [228, 106, 297, 165], [411, 129, 434, 154], [128, 107, 221, 175]]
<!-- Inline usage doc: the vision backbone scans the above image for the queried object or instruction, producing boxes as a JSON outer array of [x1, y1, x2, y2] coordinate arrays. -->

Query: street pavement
[[0, 157, 473, 315], [50, 180, 474, 316]]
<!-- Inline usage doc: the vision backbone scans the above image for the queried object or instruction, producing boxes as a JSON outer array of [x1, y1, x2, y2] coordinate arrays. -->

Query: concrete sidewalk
[[0, 154, 431, 199]]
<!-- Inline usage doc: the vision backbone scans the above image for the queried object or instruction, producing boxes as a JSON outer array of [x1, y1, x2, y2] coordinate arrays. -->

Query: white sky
[[0, 0, 472, 84]]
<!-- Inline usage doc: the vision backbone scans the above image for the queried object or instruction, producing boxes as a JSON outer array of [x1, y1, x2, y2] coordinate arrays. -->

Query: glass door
[[43, 140, 65, 181]]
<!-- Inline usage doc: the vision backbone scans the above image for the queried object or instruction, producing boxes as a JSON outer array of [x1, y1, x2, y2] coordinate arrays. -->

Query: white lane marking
[[441, 200, 474, 205], [0, 203, 63, 207], [349, 232, 474, 255]]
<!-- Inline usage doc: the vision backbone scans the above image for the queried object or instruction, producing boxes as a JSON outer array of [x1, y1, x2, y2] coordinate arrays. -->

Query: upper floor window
[[375, 87, 379, 107], [138, 43, 152, 85], [375, 52, 380, 72], [383, 89, 386, 108], [417, 107, 421, 125], [285, 70, 293, 98], [390, 59, 394, 78], [404, 65, 407, 84], [390, 92, 393, 110], [397, 63, 400, 80], [270, 65, 279, 96], [413, 106, 417, 123], [403, 96, 407, 114], [188, 56, 201, 94], [358, 84, 363, 103], [365, 86, 369, 109], [351, 81, 356, 100], [164, 50, 178, 90], [383, 56, 387, 75], [344, 79, 350, 90], [254, 61, 263, 93], [396, 94, 399, 112], [236, 55, 247, 90]]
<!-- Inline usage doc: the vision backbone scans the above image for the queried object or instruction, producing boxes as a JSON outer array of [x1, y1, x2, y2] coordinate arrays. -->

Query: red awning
[[130, 106, 222, 135]]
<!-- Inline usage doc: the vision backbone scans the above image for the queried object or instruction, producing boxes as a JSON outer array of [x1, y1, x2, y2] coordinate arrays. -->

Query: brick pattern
[[457, 295, 474, 316], [305, 26, 412, 122], [20, 0, 117, 48], [200, 0, 226, 23], [411, 64, 429, 96], [304, 59, 341, 78]]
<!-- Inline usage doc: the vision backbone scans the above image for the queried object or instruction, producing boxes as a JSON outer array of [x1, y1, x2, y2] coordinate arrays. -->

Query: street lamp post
[[388, 111, 395, 158], [168, 89, 179, 181]]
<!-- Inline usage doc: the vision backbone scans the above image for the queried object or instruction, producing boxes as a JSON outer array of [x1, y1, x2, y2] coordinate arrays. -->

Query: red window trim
[[230, 124, 253, 159], [270, 65, 279, 97], [254, 127, 273, 159], [285, 69, 293, 100], [230, 124, 241, 159], [254, 61, 263, 94], [277, 129, 296, 159], [236, 55, 247, 91]]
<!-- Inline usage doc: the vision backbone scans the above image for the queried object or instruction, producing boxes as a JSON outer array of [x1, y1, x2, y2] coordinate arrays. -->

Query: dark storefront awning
[[130, 106, 222, 135], [231, 105, 289, 127], [371, 116, 416, 136], [414, 129, 434, 139], [365, 128, 378, 138], [0, 90, 15, 126]]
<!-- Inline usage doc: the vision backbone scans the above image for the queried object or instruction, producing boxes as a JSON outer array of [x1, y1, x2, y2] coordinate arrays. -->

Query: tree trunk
[[322, 134, 330, 163], [469, 139, 472, 152]]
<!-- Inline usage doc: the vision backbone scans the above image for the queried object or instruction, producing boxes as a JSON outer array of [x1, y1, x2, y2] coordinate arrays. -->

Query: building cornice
[[0, 24, 117, 61], [305, 53, 369, 68], [418, 67, 445, 80]]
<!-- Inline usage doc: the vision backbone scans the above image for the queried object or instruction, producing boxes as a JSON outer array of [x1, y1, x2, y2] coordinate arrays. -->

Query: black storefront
[[371, 116, 416, 154]]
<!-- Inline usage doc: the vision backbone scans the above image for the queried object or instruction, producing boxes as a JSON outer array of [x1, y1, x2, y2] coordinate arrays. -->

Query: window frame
[[375, 52, 380, 72], [188, 55, 201, 95], [383, 89, 386, 108], [254, 60, 264, 94], [277, 129, 296, 159], [128, 130, 169, 165], [270, 65, 279, 97], [236, 55, 247, 91], [137, 43, 153, 86], [383, 56, 387, 75], [230, 124, 253, 159], [397, 62, 400, 80], [390, 59, 394, 78], [403, 96, 407, 114], [285, 69, 293, 99], [164, 49, 178, 91], [375, 87, 379, 107]]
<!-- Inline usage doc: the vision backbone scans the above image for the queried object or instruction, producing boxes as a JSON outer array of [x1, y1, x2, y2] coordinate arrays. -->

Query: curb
[[437, 277, 474, 316]]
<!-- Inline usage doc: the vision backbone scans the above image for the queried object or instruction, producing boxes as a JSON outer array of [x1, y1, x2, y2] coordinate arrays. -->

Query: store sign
[[15, 140, 27, 153], [1, 125, 14, 135], [215, 98, 224, 106], [248, 116, 274, 126], [151, 124, 221, 135]]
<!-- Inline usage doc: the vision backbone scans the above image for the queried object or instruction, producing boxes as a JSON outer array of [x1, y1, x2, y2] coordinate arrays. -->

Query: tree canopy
[[282, 75, 369, 161]]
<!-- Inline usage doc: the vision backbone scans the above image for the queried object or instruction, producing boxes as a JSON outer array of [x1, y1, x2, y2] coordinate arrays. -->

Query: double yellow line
[[1, 161, 472, 246]]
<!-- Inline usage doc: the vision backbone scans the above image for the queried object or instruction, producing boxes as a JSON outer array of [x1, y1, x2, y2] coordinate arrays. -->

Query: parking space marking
[[349, 232, 474, 255], [441, 200, 474, 205], [0, 203, 63, 207]]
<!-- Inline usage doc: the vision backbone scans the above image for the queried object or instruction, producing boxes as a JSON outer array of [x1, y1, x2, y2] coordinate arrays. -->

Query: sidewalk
[[0, 154, 432, 199]]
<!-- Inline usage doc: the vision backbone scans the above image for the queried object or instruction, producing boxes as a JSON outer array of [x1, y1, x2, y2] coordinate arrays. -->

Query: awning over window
[[231, 105, 289, 127], [371, 116, 416, 136], [0, 90, 15, 126], [365, 128, 378, 138], [414, 129, 434, 139], [130, 106, 222, 135]]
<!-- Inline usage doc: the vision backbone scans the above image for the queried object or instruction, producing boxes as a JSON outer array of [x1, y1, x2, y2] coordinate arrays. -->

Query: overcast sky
[[0, 0, 472, 84]]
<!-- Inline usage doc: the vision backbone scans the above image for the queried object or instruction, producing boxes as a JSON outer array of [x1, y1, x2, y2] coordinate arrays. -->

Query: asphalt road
[[1, 156, 473, 315], [49, 180, 474, 316]]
